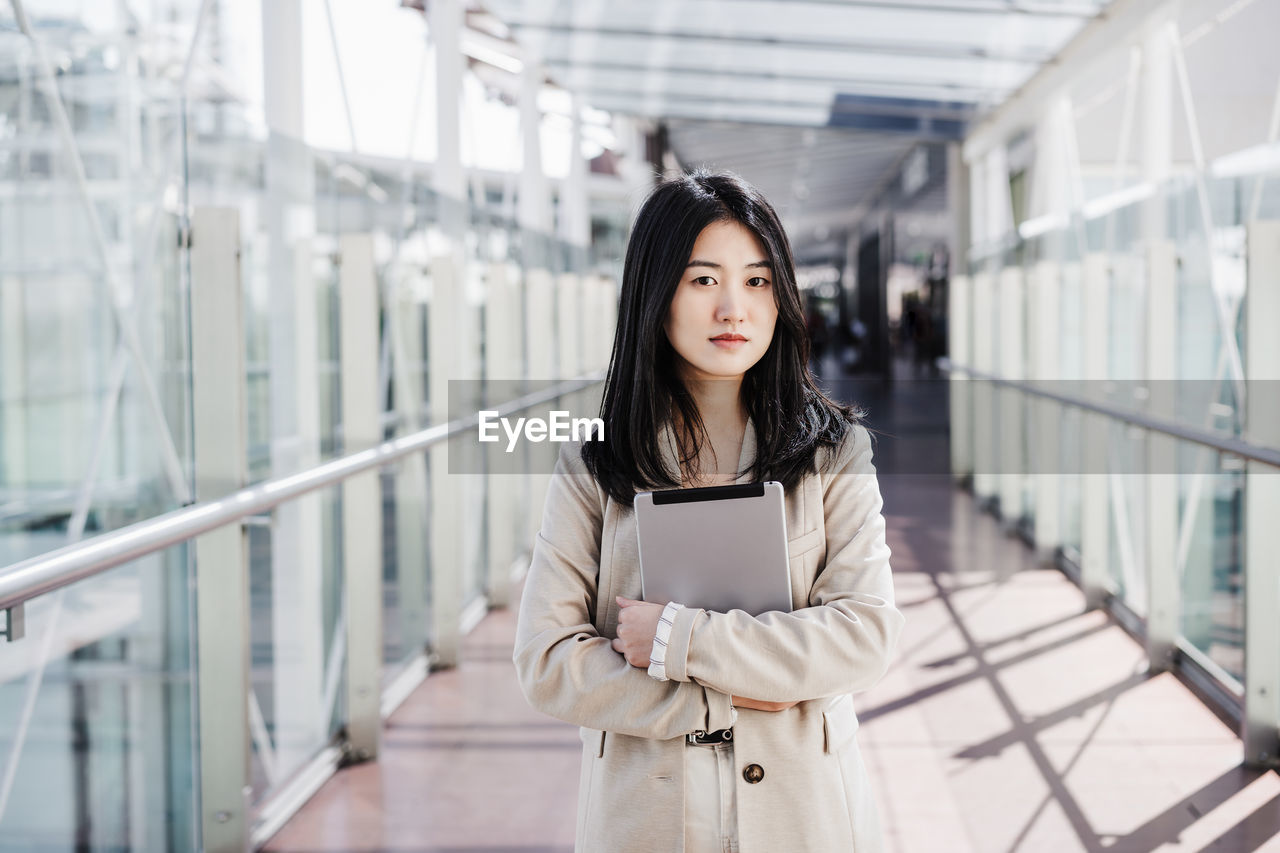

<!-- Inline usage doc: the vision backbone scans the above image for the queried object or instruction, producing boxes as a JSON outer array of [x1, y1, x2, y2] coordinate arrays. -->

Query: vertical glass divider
[[1243, 221, 1280, 769], [190, 207, 251, 851], [525, 269, 556, 552], [1031, 260, 1062, 559], [429, 251, 464, 668], [1080, 252, 1111, 608], [971, 270, 996, 501], [338, 234, 383, 760], [1144, 240, 1179, 671], [484, 262, 524, 608], [998, 265, 1025, 525], [949, 273, 973, 483]]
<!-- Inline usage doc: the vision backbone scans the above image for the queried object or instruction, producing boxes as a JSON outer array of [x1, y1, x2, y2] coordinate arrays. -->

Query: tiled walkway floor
[[264, 474, 1280, 853]]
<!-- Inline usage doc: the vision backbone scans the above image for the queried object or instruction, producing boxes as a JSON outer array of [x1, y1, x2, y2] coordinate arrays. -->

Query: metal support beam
[[338, 234, 382, 760], [190, 207, 250, 853], [0, 605, 23, 642], [1243, 220, 1280, 769]]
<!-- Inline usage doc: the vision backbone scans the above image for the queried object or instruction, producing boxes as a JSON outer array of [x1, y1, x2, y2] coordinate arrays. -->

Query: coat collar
[[657, 415, 757, 486]]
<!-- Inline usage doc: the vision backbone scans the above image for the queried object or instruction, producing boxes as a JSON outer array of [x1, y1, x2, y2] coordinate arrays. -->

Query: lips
[[710, 334, 748, 342]]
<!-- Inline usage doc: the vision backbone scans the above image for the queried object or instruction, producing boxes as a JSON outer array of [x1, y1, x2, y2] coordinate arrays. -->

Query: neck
[[679, 375, 747, 432]]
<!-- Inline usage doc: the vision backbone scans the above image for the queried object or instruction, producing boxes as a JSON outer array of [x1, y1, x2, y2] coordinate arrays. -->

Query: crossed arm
[[513, 429, 903, 738]]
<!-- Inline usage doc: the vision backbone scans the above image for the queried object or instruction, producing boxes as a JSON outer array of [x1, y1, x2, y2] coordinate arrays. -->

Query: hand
[[611, 596, 664, 669], [731, 695, 799, 712]]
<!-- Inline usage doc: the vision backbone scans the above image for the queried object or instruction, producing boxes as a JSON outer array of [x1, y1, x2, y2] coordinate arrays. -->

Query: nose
[[715, 282, 747, 324]]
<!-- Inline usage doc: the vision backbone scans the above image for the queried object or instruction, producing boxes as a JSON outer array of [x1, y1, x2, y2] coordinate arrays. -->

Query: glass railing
[[0, 545, 199, 853], [949, 165, 1280, 771]]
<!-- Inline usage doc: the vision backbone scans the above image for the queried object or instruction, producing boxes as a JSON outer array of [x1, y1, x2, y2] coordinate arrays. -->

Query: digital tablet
[[634, 481, 792, 615]]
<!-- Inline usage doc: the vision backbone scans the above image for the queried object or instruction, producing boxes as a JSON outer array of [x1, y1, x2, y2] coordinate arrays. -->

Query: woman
[[513, 170, 903, 852]]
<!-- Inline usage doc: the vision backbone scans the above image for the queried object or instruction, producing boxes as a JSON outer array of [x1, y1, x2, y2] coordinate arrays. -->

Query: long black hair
[[581, 169, 860, 506]]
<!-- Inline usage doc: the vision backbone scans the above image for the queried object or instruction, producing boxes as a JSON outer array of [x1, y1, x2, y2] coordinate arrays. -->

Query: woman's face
[[663, 220, 779, 383]]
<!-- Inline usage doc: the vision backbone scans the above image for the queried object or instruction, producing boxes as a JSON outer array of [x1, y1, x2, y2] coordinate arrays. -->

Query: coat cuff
[[704, 687, 736, 732], [663, 604, 700, 682]]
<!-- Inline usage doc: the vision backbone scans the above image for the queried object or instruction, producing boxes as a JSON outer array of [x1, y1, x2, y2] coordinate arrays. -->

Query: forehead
[[689, 220, 768, 261]]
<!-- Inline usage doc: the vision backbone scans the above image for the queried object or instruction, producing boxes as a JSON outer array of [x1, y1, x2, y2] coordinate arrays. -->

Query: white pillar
[[1030, 260, 1061, 559], [998, 266, 1025, 526], [1140, 24, 1173, 243], [948, 273, 973, 482], [427, 0, 472, 667], [1243, 220, 1280, 769], [1080, 252, 1110, 608], [338, 235, 382, 760], [428, 253, 474, 667], [430, 0, 465, 205], [1139, 18, 1176, 668], [971, 271, 996, 501], [518, 54, 551, 237], [1144, 240, 1178, 670], [190, 208, 250, 852], [525, 269, 557, 540], [485, 261, 525, 606], [262, 0, 325, 776], [0, 276, 26, 489], [389, 273, 429, 654], [559, 94, 591, 250], [557, 273, 582, 379]]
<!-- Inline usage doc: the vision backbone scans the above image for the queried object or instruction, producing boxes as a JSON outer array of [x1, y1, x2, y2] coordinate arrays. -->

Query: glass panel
[[1107, 425, 1147, 614], [0, 546, 197, 852], [247, 485, 344, 807], [381, 455, 431, 685], [0, 22, 193, 556], [1177, 443, 1245, 683]]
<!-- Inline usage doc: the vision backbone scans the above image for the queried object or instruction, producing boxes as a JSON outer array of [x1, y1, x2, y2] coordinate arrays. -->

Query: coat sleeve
[[660, 425, 904, 703], [512, 442, 736, 739]]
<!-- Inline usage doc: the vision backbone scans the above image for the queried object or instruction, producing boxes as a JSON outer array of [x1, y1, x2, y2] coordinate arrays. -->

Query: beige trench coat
[[513, 419, 904, 853]]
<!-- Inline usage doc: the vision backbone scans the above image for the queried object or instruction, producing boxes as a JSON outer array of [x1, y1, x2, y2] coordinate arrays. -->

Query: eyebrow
[[685, 259, 773, 270]]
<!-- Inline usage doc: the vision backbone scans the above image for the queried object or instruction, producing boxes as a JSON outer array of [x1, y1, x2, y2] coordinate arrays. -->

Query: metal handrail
[[0, 375, 603, 611], [939, 359, 1280, 468]]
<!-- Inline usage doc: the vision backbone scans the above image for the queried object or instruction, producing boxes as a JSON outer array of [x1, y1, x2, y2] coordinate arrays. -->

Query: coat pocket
[[822, 695, 860, 754], [579, 726, 606, 758], [787, 527, 824, 560]]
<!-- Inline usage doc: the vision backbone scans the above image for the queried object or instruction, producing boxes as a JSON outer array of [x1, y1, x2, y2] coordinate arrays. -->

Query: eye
[[747, 277, 771, 288], [693, 275, 717, 286]]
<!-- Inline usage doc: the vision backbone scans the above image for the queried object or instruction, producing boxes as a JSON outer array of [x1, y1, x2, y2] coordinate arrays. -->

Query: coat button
[[743, 764, 764, 784]]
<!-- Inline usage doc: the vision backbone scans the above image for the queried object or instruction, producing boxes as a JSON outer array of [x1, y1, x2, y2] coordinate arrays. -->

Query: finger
[[616, 596, 641, 607], [611, 638, 625, 653]]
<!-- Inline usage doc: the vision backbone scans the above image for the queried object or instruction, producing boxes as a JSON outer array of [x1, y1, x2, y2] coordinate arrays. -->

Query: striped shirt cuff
[[646, 602, 685, 681]]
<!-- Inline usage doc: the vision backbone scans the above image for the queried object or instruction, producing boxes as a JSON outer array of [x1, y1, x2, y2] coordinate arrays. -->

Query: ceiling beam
[[678, 0, 1106, 17], [500, 21, 1053, 64], [543, 58, 1013, 103], [576, 86, 976, 121], [588, 91, 967, 140]]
